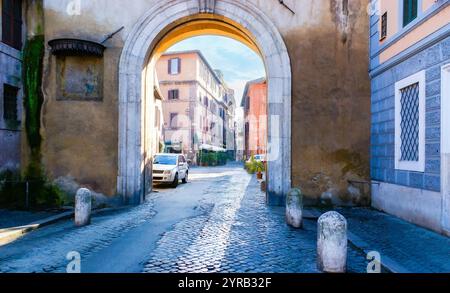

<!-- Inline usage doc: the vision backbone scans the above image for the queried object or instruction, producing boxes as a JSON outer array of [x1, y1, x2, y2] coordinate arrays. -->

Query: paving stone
[[5, 165, 442, 273], [0, 200, 157, 272], [143, 175, 368, 273], [336, 207, 450, 273]]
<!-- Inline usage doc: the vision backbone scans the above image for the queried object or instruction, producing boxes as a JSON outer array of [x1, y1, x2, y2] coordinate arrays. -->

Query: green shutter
[[403, 0, 418, 27]]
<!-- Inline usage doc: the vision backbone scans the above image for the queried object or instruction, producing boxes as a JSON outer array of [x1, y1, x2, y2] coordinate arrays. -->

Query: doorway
[[117, 0, 292, 205]]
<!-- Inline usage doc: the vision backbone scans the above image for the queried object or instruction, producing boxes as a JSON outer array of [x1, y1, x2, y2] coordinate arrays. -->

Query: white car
[[152, 153, 189, 187]]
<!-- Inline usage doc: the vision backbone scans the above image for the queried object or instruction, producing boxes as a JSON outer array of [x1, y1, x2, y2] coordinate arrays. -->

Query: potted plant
[[255, 161, 265, 180], [245, 155, 256, 174]]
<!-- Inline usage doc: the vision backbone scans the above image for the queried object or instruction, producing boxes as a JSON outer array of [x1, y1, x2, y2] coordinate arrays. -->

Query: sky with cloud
[[167, 35, 266, 109]]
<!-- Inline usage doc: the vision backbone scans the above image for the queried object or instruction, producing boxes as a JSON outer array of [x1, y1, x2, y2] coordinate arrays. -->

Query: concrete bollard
[[75, 188, 92, 227], [317, 211, 347, 273], [286, 188, 303, 228]]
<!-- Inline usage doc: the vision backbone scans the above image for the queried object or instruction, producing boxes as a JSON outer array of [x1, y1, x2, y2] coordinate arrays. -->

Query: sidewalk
[[333, 207, 450, 273], [0, 209, 61, 229], [0, 209, 74, 246]]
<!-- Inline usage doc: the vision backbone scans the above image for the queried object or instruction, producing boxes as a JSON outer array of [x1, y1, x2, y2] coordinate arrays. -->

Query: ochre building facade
[[11, 0, 370, 206]]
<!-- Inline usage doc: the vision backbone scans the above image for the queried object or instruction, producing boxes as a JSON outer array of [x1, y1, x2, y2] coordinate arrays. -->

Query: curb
[[0, 211, 74, 246], [0, 205, 132, 246], [346, 231, 410, 273], [309, 208, 409, 273]]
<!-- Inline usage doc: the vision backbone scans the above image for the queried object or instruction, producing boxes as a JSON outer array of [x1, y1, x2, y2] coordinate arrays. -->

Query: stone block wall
[[0, 43, 23, 172], [371, 36, 450, 192]]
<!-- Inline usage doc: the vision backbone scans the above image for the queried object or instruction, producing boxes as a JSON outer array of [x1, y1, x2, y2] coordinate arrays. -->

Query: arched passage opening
[[118, 0, 291, 205]]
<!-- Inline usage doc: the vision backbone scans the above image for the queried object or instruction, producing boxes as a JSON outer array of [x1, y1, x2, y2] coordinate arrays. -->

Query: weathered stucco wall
[[282, 0, 371, 205], [37, 0, 370, 204], [249, 0, 371, 205], [40, 1, 133, 195]]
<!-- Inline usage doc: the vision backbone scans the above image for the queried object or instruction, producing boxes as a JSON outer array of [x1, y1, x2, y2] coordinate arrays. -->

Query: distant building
[[0, 0, 24, 172], [215, 70, 237, 160], [241, 78, 267, 159], [370, 1, 450, 234], [235, 117, 245, 162], [155, 50, 236, 164], [152, 76, 165, 155]]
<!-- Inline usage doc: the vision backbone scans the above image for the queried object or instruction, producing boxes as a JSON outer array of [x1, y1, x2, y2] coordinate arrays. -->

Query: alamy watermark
[[367, 251, 382, 273], [66, 251, 81, 273], [165, 113, 281, 162], [67, 0, 82, 16]]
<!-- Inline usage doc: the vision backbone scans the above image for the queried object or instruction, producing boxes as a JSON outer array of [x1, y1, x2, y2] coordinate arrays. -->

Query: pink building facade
[[156, 51, 236, 163], [241, 78, 267, 159]]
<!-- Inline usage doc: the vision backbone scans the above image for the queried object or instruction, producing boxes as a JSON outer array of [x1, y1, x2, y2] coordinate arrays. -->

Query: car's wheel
[[171, 173, 179, 188], [182, 171, 188, 184]]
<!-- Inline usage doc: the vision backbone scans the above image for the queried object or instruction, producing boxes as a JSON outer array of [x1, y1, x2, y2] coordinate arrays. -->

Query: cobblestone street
[[0, 165, 370, 273], [143, 167, 368, 273]]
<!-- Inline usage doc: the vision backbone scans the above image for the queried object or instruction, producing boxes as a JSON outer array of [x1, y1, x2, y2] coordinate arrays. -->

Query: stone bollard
[[286, 188, 303, 228], [75, 188, 92, 227], [317, 211, 347, 273]]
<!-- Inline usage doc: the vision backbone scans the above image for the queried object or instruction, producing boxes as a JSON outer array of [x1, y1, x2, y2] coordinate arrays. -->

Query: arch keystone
[[198, 0, 216, 13]]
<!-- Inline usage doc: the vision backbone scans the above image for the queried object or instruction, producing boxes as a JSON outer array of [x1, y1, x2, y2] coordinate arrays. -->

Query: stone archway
[[118, 0, 292, 205]]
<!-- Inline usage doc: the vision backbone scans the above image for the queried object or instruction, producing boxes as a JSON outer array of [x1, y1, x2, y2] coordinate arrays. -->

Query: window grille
[[400, 82, 420, 162]]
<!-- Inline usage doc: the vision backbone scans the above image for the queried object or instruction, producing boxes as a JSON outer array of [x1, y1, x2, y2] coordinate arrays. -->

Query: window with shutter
[[245, 97, 250, 113], [403, 0, 418, 27], [2, 0, 22, 50], [170, 113, 178, 129], [168, 58, 181, 75], [168, 89, 179, 100]]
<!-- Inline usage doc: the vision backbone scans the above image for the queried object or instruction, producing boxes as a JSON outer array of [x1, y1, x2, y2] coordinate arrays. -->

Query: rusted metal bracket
[[101, 26, 125, 44], [279, 0, 295, 14]]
